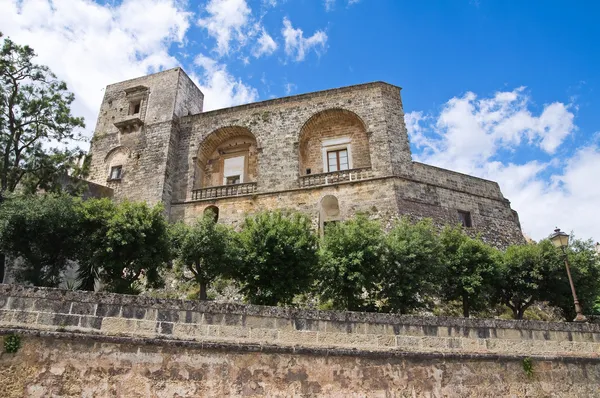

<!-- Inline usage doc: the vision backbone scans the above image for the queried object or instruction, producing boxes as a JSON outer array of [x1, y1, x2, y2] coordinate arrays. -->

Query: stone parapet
[[0, 285, 598, 360]]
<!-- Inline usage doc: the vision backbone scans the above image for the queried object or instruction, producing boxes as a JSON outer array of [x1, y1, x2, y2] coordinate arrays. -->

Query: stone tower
[[87, 68, 203, 213]]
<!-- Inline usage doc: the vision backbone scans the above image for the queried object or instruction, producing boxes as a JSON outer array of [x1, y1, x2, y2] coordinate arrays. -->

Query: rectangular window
[[327, 149, 349, 172], [109, 165, 122, 181], [225, 175, 240, 185], [128, 100, 141, 115], [457, 210, 472, 228]]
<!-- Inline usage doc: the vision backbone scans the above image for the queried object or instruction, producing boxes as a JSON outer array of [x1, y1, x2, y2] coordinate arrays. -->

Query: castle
[[88, 68, 524, 247]]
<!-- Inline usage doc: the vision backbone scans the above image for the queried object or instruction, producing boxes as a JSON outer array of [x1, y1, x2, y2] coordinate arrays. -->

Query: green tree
[[380, 218, 443, 314], [440, 226, 499, 318], [539, 237, 600, 321], [496, 243, 549, 319], [0, 194, 79, 287], [0, 34, 85, 197], [174, 215, 238, 300], [316, 214, 385, 311], [237, 210, 318, 306], [74, 198, 117, 291], [75, 200, 170, 294]]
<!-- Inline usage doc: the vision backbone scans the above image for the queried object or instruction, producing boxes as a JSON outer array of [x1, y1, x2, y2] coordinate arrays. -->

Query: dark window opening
[[109, 165, 123, 181], [306, 168, 311, 175], [458, 210, 472, 228], [225, 175, 241, 185], [128, 100, 141, 115], [327, 149, 349, 172]]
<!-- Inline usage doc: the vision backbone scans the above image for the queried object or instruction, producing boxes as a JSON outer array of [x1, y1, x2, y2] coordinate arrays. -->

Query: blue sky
[[2, 0, 599, 242]]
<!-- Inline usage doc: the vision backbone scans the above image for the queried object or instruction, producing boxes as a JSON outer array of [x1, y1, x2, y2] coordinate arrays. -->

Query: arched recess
[[195, 126, 258, 188], [319, 194, 340, 235], [299, 109, 371, 176], [104, 146, 130, 181], [204, 205, 219, 222]]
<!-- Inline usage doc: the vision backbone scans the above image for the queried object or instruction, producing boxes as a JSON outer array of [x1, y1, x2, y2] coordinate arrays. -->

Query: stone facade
[[2, 285, 600, 397], [88, 68, 524, 246]]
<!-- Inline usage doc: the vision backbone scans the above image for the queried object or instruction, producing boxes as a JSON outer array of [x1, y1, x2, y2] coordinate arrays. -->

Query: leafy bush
[[316, 214, 385, 311], [4, 334, 21, 353], [236, 210, 318, 306]]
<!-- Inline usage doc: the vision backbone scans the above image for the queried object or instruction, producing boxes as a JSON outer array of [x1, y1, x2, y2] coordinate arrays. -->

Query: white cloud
[[193, 54, 258, 110], [324, 0, 335, 12], [197, 0, 252, 56], [0, 0, 192, 145], [406, 89, 599, 242], [281, 17, 328, 61], [284, 82, 297, 95], [348, 0, 361, 4], [252, 28, 278, 58]]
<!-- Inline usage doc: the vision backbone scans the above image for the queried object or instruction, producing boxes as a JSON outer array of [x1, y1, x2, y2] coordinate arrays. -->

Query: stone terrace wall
[[2, 285, 600, 396], [2, 285, 600, 359]]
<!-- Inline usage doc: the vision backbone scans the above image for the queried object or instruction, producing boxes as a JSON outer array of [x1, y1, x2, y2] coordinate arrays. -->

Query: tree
[[0, 34, 85, 197], [316, 214, 385, 311], [74, 198, 117, 291], [174, 215, 238, 300], [538, 237, 600, 321], [0, 194, 80, 287], [495, 243, 549, 319], [75, 200, 171, 294], [236, 211, 318, 306], [380, 218, 443, 314], [439, 226, 499, 317]]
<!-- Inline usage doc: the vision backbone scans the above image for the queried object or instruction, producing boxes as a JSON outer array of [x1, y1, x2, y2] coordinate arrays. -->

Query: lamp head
[[549, 227, 569, 249]]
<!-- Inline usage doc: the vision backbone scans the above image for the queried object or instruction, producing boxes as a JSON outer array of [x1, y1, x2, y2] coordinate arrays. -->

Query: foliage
[[316, 214, 385, 311], [522, 357, 534, 378], [439, 226, 499, 317], [0, 194, 80, 287], [0, 34, 85, 198], [379, 218, 443, 314], [538, 237, 600, 321], [173, 215, 238, 300], [495, 243, 550, 319], [74, 198, 117, 291], [236, 210, 318, 306], [3, 334, 21, 353], [77, 200, 171, 294]]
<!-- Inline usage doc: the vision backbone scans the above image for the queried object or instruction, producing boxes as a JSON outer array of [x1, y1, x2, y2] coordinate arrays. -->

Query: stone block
[[80, 316, 103, 330], [34, 299, 71, 314], [121, 306, 147, 320], [317, 332, 377, 347], [96, 303, 121, 318], [278, 330, 318, 345], [71, 302, 96, 316]]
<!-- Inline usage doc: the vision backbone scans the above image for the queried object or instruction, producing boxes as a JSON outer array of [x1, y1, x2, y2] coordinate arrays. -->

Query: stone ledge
[[2, 327, 599, 364]]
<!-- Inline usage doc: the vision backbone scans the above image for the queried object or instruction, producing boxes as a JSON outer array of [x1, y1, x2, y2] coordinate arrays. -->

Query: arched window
[[204, 205, 219, 222], [104, 146, 130, 182], [195, 126, 258, 189], [299, 109, 370, 176]]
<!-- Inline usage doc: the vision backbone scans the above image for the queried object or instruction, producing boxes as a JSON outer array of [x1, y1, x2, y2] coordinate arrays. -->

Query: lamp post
[[549, 228, 586, 322]]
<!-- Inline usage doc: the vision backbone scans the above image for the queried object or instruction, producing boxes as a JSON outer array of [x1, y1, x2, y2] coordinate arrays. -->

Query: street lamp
[[549, 228, 586, 322]]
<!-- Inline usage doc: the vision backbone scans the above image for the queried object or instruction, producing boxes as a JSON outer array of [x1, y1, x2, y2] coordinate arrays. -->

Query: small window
[[225, 175, 240, 185], [109, 165, 123, 181], [327, 149, 349, 172], [306, 168, 311, 175], [458, 210, 472, 228], [128, 100, 141, 115]]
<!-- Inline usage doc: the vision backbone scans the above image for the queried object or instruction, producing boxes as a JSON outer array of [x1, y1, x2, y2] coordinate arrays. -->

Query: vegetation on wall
[[1, 192, 599, 322]]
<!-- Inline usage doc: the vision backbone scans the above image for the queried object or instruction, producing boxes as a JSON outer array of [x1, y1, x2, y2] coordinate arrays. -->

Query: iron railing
[[299, 167, 373, 188], [191, 182, 257, 200]]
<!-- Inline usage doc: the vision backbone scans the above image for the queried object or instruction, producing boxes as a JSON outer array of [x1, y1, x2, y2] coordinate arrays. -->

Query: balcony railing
[[299, 167, 373, 188], [191, 182, 257, 200]]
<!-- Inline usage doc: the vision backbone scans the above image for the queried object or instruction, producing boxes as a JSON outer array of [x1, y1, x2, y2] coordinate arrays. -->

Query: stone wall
[[1, 285, 600, 396]]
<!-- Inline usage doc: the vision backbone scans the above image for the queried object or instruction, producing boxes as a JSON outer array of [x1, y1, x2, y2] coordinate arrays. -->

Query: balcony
[[191, 182, 257, 200], [114, 115, 143, 133], [299, 167, 374, 188]]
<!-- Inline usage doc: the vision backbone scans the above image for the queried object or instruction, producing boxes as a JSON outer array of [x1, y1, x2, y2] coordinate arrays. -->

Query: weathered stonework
[[2, 286, 600, 397], [88, 68, 524, 246]]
